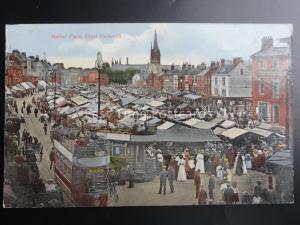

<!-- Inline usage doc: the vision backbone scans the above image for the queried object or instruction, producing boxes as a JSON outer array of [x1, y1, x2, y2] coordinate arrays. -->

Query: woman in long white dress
[[195, 150, 205, 173], [241, 154, 247, 175], [177, 155, 187, 181]]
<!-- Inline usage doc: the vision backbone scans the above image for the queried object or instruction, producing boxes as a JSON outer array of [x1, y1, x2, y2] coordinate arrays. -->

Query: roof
[[75, 156, 110, 168], [107, 133, 130, 141], [120, 96, 138, 106], [267, 150, 293, 168], [183, 118, 202, 126], [220, 120, 236, 129], [215, 64, 236, 75], [176, 103, 189, 109], [26, 82, 36, 88], [221, 127, 248, 139], [53, 140, 73, 162], [192, 120, 220, 129], [147, 117, 161, 125], [67, 110, 87, 119], [156, 125, 221, 142], [197, 68, 210, 76], [147, 100, 165, 108], [157, 121, 175, 130], [130, 135, 157, 142], [58, 106, 71, 115], [258, 123, 273, 130], [213, 127, 226, 135], [20, 82, 31, 89], [11, 85, 24, 92], [156, 96, 168, 102], [251, 47, 289, 57], [183, 93, 201, 100], [38, 80, 47, 87], [70, 95, 90, 106], [248, 128, 274, 138]]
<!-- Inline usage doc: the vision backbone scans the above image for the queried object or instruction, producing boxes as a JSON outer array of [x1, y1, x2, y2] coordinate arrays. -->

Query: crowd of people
[[142, 142, 283, 205]]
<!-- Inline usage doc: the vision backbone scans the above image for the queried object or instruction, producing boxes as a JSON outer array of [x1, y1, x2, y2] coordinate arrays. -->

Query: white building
[[211, 58, 252, 98]]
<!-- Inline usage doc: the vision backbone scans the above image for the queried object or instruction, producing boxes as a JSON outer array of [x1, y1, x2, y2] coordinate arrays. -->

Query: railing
[[51, 131, 75, 153]]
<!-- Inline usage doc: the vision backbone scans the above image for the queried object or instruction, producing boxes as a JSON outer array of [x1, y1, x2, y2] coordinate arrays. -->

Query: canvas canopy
[[71, 95, 90, 106], [157, 121, 175, 130], [221, 127, 248, 139]]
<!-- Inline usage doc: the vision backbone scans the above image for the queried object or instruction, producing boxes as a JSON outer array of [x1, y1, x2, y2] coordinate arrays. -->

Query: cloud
[[7, 23, 292, 68]]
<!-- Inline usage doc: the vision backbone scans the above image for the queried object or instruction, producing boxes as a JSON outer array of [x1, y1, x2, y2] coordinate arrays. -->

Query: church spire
[[153, 29, 158, 49]]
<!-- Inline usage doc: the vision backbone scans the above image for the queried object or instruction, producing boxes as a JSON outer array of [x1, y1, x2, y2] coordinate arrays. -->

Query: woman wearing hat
[[195, 149, 205, 174], [177, 154, 187, 181]]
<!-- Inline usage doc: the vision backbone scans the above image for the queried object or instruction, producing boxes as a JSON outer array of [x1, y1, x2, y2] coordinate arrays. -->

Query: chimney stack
[[200, 62, 206, 69], [182, 63, 187, 70], [233, 57, 243, 65], [188, 63, 192, 69], [171, 64, 175, 70], [126, 57, 129, 65], [261, 36, 273, 51], [210, 61, 216, 67], [192, 65, 195, 69], [220, 59, 225, 66]]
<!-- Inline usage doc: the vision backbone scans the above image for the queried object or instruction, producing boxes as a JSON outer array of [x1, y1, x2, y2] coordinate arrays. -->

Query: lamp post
[[95, 52, 103, 119]]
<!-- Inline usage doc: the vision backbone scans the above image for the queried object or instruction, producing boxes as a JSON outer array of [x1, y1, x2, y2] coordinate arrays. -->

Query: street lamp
[[95, 52, 103, 119]]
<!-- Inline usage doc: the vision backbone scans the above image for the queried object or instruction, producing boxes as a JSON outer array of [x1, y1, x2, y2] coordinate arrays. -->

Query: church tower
[[150, 30, 161, 65]]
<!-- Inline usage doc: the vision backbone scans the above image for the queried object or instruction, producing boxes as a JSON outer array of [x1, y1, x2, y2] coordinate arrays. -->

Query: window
[[240, 68, 243, 75], [222, 89, 226, 96], [273, 60, 279, 70], [273, 80, 279, 99], [273, 104, 280, 124], [214, 88, 218, 95], [260, 61, 265, 69], [259, 102, 268, 122], [222, 77, 226, 86], [215, 77, 218, 85], [259, 78, 264, 95]]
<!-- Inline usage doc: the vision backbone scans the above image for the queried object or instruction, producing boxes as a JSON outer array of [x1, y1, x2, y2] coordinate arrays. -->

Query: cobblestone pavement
[[15, 92, 75, 207], [109, 170, 268, 206]]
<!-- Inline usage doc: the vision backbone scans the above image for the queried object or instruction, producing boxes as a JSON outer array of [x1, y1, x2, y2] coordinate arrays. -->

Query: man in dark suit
[[158, 168, 168, 195], [167, 166, 175, 193]]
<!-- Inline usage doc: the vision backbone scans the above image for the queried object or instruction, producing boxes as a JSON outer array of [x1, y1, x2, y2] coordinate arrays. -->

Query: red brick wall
[[79, 72, 108, 86], [252, 56, 289, 127]]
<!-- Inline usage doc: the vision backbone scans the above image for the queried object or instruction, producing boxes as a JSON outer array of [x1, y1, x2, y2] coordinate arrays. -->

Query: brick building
[[251, 36, 291, 129], [79, 72, 109, 86], [195, 62, 219, 97], [5, 50, 39, 87]]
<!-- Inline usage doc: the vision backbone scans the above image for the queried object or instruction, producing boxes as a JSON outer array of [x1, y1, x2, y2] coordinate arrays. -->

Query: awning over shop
[[183, 118, 202, 126], [183, 93, 201, 100], [248, 128, 274, 138], [157, 121, 175, 130], [26, 82, 36, 88], [220, 127, 248, 140], [258, 122, 273, 130], [11, 85, 25, 92], [67, 110, 87, 120], [156, 125, 221, 142], [107, 133, 131, 141], [267, 150, 293, 168], [120, 96, 138, 106], [219, 120, 236, 129], [38, 80, 47, 88], [176, 103, 189, 110], [20, 82, 32, 90], [147, 100, 165, 108], [70, 95, 90, 106], [213, 127, 226, 135]]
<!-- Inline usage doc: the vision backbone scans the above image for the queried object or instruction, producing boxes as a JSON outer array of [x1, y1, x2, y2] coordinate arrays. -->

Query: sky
[[6, 23, 292, 69]]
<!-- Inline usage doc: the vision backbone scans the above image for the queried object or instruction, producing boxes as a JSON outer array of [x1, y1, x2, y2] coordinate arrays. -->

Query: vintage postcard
[[4, 23, 293, 207]]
